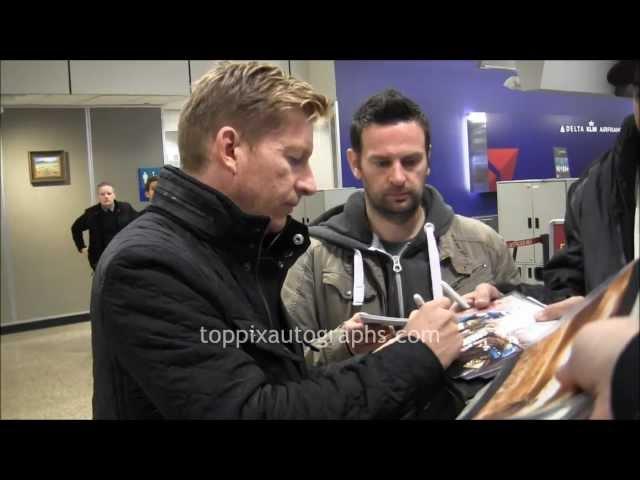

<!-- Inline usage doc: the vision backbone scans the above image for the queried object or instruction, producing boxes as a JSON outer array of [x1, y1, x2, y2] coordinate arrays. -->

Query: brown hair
[[144, 175, 159, 192], [178, 61, 330, 173], [350, 89, 431, 156]]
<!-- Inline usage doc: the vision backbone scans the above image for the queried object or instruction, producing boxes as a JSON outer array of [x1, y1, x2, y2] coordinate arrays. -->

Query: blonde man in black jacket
[[90, 62, 463, 419], [71, 181, 138, 270]]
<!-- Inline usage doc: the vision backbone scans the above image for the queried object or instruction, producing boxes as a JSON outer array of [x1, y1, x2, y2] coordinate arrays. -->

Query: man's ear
[[347, 148, 362, 180], [426, 144, 432, 176], [213, 127, 241, 175]]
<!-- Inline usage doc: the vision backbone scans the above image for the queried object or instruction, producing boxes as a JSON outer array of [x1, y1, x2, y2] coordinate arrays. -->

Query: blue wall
[[335, 61, 633, 216]]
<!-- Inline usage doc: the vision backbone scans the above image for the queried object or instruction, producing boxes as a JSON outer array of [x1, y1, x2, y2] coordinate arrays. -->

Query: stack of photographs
[[449, 292, 559, 381], [459, 259, 638, 420]]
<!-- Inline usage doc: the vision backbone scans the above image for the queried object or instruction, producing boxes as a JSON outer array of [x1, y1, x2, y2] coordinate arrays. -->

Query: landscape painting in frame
[[29, 151, 68, 185]]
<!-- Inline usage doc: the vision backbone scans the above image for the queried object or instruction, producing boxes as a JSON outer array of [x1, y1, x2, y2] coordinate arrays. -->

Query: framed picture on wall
[[29, 150, 69, 185]]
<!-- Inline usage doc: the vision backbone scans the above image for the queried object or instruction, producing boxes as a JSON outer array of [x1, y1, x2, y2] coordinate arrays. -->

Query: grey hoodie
[[309, 185, 454, 317], [282, 183, 519, 373]]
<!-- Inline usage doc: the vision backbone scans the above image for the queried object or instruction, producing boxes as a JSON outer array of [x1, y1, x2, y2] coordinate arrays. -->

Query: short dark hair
[[96, 181, 114, 192], [144, 175, 159, 192], [350, 89, 431, 154]]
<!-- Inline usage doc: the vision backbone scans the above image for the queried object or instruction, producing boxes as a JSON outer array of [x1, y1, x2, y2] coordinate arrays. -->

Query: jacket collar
[[91, 199, 121, 213], [152, 166, 309, 263]]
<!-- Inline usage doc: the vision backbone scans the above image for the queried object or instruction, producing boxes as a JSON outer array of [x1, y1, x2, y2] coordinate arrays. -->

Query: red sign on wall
[[487, 148, 519, 192]]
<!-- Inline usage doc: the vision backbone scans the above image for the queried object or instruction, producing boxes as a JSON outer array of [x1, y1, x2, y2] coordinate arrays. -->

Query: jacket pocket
[[322, 271, 377, 303], [444, 261, 493, 295]]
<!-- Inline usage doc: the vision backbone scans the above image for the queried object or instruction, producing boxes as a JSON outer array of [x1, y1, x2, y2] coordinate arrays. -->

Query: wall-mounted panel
[[70, 61, 189, 96], [1, 61, 70, 95]]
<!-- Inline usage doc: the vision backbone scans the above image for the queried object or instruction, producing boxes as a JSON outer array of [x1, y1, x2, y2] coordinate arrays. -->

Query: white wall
[[91, 108, 164, 211], [541, 61, 616, 96], [162, 109, 180, 131], [162, 109, 181, 168], [1, 61, 70, 95], [291, 61, 339, 188], [306, 61, 337, 101], [290, 61, 309, 83], [1, 107, 167, 325], [1, 59, 336, 99], [1, 109, 92, 324], [515, 61, 617, 95], [69, 61, 190, 96], [3, 60, 340, 186], [309, 117, 337, 190]]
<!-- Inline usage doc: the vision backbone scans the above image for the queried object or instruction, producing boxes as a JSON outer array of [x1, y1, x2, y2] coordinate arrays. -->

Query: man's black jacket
[[91, 166, 447, 419], [71, 200, 138, 269], [543, 115, 638, 297]]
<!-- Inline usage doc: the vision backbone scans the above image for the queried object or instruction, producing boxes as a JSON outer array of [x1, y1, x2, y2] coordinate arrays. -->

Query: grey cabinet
[[497, 179, 577, 284]]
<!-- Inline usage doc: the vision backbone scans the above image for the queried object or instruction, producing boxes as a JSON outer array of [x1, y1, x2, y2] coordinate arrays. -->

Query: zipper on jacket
[[391, 255, 405, 318], [254, 229, 274, 330], [368, 246, 409, 318], [164, 186, 279, 335]]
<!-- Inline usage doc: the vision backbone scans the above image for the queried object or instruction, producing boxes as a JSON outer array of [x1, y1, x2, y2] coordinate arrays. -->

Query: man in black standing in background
[[71, 181, 138, 270]]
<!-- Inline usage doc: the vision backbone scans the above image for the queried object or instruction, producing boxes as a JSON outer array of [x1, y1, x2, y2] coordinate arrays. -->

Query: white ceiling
[[0, 94, 189, 107]]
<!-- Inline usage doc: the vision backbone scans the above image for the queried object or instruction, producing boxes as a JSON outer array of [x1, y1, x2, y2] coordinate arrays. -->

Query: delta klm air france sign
[[480, 112, 626, 193], [559, 120, 621, 134]]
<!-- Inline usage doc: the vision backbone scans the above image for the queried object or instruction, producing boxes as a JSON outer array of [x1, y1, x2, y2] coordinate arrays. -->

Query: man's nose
[[296, 164, 317, 197], [389, 161, 407, 186]]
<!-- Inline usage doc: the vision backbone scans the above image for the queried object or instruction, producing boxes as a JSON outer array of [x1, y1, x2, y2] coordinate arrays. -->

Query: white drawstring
[[425, 222, 443, 299], [352, 249, 365, 306], [351, 223, 443, 305]]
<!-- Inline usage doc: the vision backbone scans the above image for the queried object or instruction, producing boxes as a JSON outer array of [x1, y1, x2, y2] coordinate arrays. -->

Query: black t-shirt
[[99, 208, 119, 248], [380, 235, 434, 318], [380, 239, 409, 256]]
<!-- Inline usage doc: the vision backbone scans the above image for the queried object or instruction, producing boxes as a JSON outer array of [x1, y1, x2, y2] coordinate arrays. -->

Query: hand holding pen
[[413, 280, 472, 312], [453, 282, 503, 311], [414, 291, 469, 332]]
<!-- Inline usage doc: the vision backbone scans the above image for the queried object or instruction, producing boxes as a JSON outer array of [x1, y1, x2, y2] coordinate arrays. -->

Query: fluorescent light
[[461, 115, 471, 192], [479, 61, 518, 71], [467, 112, 487, 123]]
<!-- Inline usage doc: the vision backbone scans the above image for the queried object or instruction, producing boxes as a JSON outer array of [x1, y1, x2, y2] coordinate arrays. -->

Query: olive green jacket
[[282, 187, 519, 367]]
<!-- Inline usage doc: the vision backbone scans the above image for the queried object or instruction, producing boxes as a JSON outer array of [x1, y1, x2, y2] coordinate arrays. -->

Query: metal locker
[[497, 181, 535, 264]]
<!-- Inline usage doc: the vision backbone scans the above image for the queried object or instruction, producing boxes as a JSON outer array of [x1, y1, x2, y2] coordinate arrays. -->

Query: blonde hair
[[178, 61, 330, 173], [96, 181, 114, 192]]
